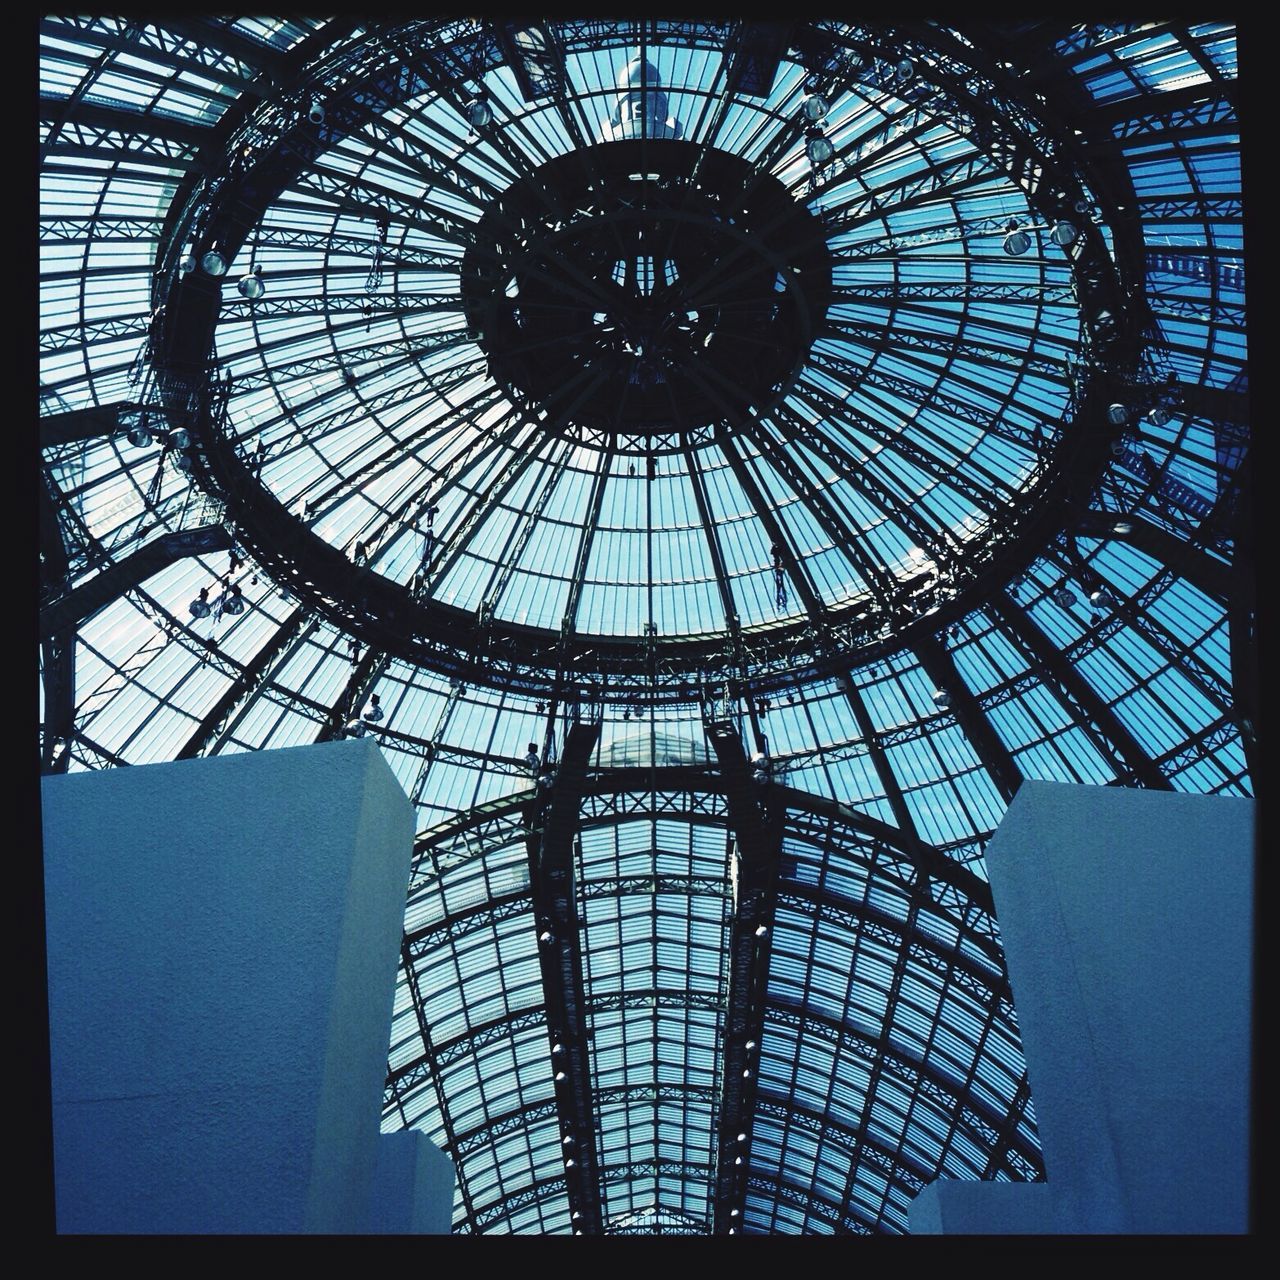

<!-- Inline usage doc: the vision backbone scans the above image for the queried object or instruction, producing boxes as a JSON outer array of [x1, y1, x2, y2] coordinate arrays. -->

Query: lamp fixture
[[237, 264, 266, 300], [800, 92, 828, 122], [805, 128, 834, 167], [1002, 219, 1031, 256], [200, 244, 227, 276], [465, 95, 494, 130]]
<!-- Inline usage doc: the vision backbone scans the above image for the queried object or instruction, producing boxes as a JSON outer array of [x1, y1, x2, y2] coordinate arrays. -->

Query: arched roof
[[39, 18, 1250, 1233]]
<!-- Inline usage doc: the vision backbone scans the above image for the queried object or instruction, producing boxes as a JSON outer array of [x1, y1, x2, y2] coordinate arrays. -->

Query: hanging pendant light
[[237, 264, 265, 300], [805, 128, 834, 167], [1002, 219, 1031, 256], [800, 92, 828, 122], [465, 96, 493, 130], [1050, 219, 1077, 246], [200, 244, 227, 276], [189, 586, 211, 619]]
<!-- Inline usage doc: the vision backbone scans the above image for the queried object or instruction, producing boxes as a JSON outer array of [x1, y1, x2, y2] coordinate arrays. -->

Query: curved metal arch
[[404, 767, 995, 914], [146, 18, 1149, 698], [390, 763, 1021, 1234]]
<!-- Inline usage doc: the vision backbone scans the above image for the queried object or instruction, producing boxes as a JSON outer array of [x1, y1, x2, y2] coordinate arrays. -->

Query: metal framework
[[703, 716, 785, 1233], [523, 716, 605, 1233], [39, 16, 1249, 1235]]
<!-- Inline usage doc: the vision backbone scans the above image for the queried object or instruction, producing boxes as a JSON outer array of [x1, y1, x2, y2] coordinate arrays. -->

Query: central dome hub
[[462, 140, 833, 434]]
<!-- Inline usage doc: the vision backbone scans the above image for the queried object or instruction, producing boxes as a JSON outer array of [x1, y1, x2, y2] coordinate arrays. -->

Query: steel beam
[[915, 631, 1023, 803], [704, 717, 786, 1234], [1074, 510, 1231, 603], [40, 523, 233, 640], [39, 97, 212, 150], [988, 590, 1171, 789], [40, 402, 150, 449], [1226, 473, 1258, 782], [834, 671, 922, 840], [524, 717, 605, 1233], [175, 605, 310, 759], [1177, 381, 1250, 427]]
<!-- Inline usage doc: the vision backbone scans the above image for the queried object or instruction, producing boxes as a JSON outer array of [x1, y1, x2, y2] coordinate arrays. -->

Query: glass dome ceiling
[[39, 18, 1251, 1234]]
